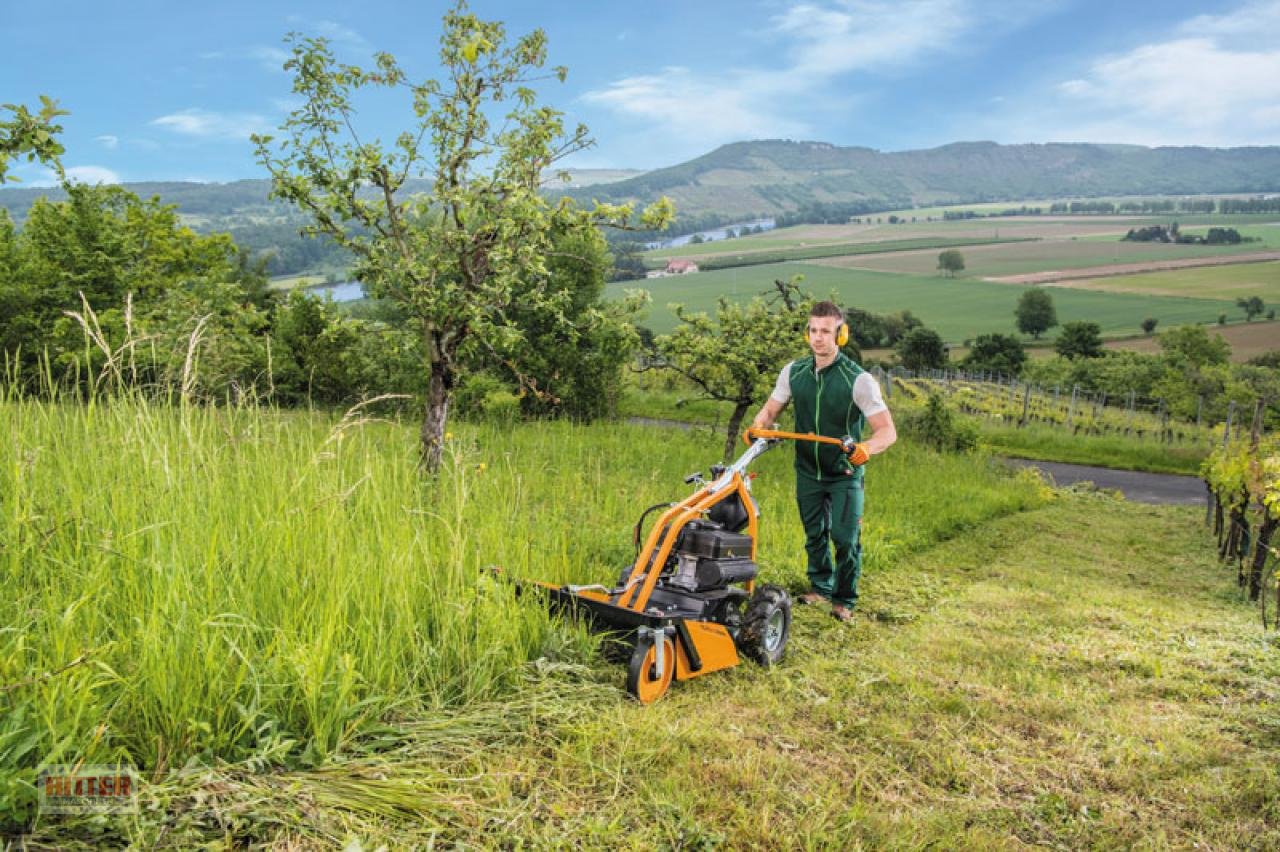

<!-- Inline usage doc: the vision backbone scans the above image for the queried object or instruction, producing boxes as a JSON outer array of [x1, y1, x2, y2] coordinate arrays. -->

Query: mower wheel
[[626, 633, 676, 704], [738, 584, 791, 667]]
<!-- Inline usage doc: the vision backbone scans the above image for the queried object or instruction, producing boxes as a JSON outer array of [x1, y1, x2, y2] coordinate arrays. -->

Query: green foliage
[[1015, 288, 1057, 339], [1141, 317, 1158, 334], [253, 2, 673, 468], [495, 226, 643, 420], [936, 248, 965, 277], [0, 96, 67, 184], [1158, 324, 1231, 368], [1054, 320, 1104, 359], [900, 393, 977, 452], [656, 278, 808, 458], [896, 326, 947, 372], [961, 333, 1026, 376], [1236, 295, 1265, 321]]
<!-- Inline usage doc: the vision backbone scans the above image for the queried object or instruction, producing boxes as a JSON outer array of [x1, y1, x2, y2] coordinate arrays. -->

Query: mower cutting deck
[[506, 428, 859, 703]]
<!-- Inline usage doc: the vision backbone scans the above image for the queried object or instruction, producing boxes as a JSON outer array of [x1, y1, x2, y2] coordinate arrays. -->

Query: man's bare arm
[[750, 397, 786, 431], [862, 408, 897, 456]]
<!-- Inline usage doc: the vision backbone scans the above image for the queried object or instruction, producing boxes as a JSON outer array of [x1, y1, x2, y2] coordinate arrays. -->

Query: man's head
[[806, 301, 847, 359]]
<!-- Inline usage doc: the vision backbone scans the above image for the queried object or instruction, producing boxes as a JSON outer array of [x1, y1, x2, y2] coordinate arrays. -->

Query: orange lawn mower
[[499, 427, 868, 704]]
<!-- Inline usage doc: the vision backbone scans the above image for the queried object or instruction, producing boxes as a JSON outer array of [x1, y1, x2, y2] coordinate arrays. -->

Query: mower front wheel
[[738, 584, 792, 667], [626, 632, 676, 704]]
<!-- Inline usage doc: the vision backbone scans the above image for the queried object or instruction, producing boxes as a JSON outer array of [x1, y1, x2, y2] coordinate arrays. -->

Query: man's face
[[807, 314, 842, 357]]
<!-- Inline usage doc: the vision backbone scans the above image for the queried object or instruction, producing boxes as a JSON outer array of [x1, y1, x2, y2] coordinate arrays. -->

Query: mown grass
[[23, 494, 1278, 847], [1, 390, 1046, 834], [1060, 259, 1280, 302]]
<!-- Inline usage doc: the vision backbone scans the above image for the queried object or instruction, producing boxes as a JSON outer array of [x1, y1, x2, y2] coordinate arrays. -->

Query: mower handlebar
[[742, 427, 870, 466]]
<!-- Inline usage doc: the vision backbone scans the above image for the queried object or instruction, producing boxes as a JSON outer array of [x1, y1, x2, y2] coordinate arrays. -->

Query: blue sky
[[5, 0, 1279, 185]]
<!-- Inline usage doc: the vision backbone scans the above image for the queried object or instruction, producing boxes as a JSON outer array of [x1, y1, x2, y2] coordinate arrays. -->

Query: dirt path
[[985, 250, 1280, 285]]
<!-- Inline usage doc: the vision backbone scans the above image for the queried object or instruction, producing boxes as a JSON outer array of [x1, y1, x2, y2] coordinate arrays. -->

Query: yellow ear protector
[[803, 322, 849, 347]]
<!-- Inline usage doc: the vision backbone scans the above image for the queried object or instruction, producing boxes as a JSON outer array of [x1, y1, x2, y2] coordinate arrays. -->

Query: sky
[[4, 0, 1279, 185]]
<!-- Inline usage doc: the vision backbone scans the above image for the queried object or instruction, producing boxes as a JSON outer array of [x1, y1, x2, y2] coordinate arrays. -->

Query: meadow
[[1104, 318, 1280, 361], [0, 390, 1047, 833], [1060, 259, 1280, 301], [618, 261, 1235, 339]]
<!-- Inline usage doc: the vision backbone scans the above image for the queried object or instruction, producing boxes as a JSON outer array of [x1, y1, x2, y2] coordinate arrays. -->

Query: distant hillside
[[4, 140, 1279, 274], [570, 139, 1280, 222]]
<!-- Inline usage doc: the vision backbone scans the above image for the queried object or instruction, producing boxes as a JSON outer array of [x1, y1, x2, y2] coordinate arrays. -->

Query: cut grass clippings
[[22, 497, 1279, 847]]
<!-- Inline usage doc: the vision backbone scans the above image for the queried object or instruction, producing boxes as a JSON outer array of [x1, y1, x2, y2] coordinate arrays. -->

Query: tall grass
[[1, 384, 1045, 827]]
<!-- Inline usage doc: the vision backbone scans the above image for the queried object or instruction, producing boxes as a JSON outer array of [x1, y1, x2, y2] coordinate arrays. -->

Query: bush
[[900, 393, 978, 453]]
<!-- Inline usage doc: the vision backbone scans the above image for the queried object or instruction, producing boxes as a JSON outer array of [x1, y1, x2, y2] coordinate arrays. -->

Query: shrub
[[901, 393, 978, 453]]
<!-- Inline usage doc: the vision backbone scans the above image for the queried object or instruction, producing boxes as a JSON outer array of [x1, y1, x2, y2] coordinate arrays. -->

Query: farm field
[[814, 237, 1275, 279], [1105, 319, 1280, 360], [619, 261, 1234, 340], [1057, 260, 1280, 301]]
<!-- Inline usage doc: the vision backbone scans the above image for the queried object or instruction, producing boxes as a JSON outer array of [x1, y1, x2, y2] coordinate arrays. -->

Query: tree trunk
[[420, 330, 457, 473], [724, 400, 752, 462], [1247, 515, 1277, 602]]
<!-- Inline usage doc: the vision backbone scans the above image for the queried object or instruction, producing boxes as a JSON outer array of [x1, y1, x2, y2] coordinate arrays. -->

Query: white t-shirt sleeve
[[853, 372, 888, 417], [770, 362, 794, 404]]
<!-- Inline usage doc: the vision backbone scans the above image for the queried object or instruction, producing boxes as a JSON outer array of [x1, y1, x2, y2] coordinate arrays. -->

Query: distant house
[[645, 258, 700, 279]]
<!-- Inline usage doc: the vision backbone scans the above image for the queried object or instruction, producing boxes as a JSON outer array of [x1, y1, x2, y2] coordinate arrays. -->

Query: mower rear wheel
[[738, 584, 791, 667], [626, 634, 676, 704]]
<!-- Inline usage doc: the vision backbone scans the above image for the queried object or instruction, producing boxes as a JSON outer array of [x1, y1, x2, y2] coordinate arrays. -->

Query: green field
[[647, 235, 1034, 270], [1061, 260, 1280, 301], [820, 237, 1273, 279], [618, 261, 1235, 340]]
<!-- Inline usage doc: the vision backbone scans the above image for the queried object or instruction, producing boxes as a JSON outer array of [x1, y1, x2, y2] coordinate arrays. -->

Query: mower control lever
[[684, 471, 705, 485]]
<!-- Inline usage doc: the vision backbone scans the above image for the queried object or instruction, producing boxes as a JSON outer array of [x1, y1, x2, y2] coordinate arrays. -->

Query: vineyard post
[[1159, 398, 1169, 443], [1020, 382, 1031, 427], [1249, 398, 1264, 448], [1067, 385, 1078, 428], [1053, 385, 1060, 406], [1195, 395, 1203, 430], [1223, 401, 1235, 447]]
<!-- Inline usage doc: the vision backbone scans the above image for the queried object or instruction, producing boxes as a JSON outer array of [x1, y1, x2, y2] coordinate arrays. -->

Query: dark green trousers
[[796, 474, 864, 608]]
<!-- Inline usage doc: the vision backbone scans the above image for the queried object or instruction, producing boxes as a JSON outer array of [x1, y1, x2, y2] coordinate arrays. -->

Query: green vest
[[788, 353, 868, 481]]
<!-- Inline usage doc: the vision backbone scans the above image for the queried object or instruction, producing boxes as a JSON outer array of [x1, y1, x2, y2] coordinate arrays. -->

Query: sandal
[[830, 605, 855, 623], [798, 591, 825, 605]]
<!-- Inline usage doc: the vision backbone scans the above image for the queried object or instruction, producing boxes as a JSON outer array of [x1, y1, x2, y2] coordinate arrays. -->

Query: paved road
[[1002, 458, 1207, 505]]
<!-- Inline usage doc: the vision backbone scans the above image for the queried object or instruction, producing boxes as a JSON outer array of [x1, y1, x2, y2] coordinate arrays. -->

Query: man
[[748, 301, 897, 623]]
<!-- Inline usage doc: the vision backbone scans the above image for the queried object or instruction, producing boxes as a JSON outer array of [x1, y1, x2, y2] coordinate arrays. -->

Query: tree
[[1237, 296, 1265, 321], [961, 333, 1026, 375], [1141, 317, 1158, 335], [896, 326, 947, 372], [496, 225, 645, 420], [1015, 288, 1057, 339], [936, 249, 965, 277], [656, 279, 808, 460], [254, 5, 672, 469], [1, 95, 67, 184], [1158, 324, 1230, 368], [1055, 320, 1104, 359]]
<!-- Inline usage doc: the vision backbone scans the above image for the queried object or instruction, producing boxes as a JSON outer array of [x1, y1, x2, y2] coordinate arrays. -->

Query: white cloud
[[1044, 3, 1280, 146], [151, 109, 272, 140], [582, 0, 1047, 162], [95, 134, 119, 150], [249, 45, 291, 73], [581, 67, 810, 156], [65, 165, 121, 185]]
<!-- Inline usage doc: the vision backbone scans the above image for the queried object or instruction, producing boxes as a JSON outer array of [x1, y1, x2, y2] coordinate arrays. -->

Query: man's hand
[[841, 437, 870, 466]]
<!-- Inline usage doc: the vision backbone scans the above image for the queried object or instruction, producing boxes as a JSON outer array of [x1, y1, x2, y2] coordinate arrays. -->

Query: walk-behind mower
[[502, 427, 865, 703]]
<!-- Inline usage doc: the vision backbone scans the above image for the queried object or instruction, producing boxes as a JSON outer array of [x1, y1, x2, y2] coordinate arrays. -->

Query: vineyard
[[1203, 422, 1280, 626], [887, 369, 1222, 448]]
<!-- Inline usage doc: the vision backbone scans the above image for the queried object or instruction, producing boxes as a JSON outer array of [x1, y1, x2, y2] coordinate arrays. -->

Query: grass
[[620, 261, 1235, 339], [821, 237, 1272, 279], [973, 422, 1209, 475], [23, 495, 1279, 847], [266, 273, 327, 291], [1057, 259, 1280, 301], [1, 390, 1047, 834], [647, 236, 1034, 269]]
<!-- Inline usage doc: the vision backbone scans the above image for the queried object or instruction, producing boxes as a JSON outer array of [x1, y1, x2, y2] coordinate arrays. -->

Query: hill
[[573, 139, 1280, 221]]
